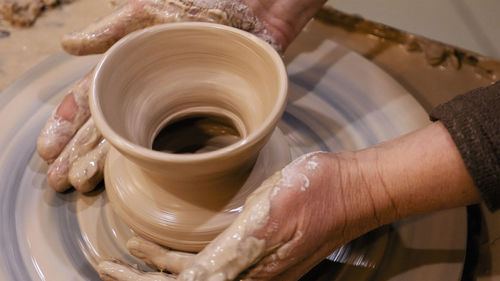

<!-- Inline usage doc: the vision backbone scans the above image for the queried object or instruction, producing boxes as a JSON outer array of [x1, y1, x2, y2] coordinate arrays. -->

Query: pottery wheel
[[0, 25, 466, 281]]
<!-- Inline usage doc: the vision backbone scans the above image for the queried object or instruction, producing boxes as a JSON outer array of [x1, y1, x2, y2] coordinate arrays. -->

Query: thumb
[[61, 0, 281, 56], [61, 1, 155, 55], [177, 172, 283, 281]]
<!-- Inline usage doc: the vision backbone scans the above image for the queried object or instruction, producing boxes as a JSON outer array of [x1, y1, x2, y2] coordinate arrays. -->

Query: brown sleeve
[[429, 81, 500, 212]]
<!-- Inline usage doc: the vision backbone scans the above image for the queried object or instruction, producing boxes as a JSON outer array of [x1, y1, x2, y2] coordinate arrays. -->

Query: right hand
[[98, 152, 389, 281], [37, 0, 327, 192], [96, 121, 482, 280]]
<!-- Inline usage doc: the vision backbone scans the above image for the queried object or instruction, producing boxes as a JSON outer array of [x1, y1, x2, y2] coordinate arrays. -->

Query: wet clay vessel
[[90, 23, 289, 251]]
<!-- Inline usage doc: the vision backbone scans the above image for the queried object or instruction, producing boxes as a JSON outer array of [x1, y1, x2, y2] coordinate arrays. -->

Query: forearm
[[358, 121, 480, 225]]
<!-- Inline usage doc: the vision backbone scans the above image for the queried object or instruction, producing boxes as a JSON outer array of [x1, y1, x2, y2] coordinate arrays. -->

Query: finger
[[69, 138, 110, 192], [243, 234, 305, 280], [37, 71, 92, 162], [47, 118, 102, 192], [127, 236, 194, 274], [246, 242, 339, 281], [98, 260, 177, 281], [177, 172, 284, 281], [60, 0, 241, 56], [61, 1, 155, 55], [268, 246, 334, 281]]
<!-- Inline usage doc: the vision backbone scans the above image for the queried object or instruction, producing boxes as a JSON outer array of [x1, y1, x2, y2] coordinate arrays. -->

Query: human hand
[[96, 121, 482, 280], [97, 151, 387, 281], [37, 0, 327, 192]]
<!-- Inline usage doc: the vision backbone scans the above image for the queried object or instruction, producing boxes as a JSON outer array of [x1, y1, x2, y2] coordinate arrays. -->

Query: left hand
[[38, 0, 327, 192]]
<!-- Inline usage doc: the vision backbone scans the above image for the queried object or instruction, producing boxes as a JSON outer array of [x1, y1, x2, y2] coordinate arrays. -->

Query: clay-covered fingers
[[98, 260, 177, 281], [97, 236, 194, 281], [173, 172, 284, 281], [126, 236, 194, 274], [61, 0, 197, 55], [61, 1, 152, 55], [61, 0, 277, 56], [46, 118, 105, 192], [244, 236, 339, 281], [38, 68, 109, 193], [37, 71, 93, 162], [68, 138, 110, 192]]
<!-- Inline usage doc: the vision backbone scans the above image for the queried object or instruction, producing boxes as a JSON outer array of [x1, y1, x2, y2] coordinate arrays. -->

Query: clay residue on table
[[0, 0, 122, 91], [0, 0, 80, 27], [314, 7, 498, 80], [300, 7, 500, 112]]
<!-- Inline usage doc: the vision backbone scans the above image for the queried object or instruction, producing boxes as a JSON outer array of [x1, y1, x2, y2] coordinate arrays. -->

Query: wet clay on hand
[[61, 0, 281, 55]]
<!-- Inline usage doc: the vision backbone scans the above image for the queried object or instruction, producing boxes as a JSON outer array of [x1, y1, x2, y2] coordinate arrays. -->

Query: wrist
[[361, 122, 480, 222], [341, 150, 400, 229], [320, 151, 396, 240]]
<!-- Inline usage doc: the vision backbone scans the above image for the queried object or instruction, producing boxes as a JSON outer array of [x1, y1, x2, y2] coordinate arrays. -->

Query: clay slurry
[[152, 114, 242, 154]]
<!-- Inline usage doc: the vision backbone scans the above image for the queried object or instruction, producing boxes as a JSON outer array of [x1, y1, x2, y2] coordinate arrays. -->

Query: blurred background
[[327, 0, 500, 59]]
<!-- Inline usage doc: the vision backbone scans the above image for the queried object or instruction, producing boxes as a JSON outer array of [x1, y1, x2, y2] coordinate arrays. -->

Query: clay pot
[[90, 22, 288, 251]]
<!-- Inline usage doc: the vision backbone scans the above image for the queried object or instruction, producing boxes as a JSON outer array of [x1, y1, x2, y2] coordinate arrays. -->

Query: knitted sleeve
[[430, 81, 500, 211]]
